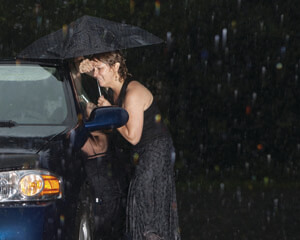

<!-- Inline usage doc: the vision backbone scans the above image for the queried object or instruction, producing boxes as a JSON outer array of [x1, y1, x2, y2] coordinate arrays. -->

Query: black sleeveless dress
[[115, 80, 181, 240]]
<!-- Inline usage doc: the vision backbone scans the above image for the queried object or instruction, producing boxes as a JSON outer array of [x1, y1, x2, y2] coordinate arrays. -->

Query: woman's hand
[[97, 96, 111, 107], [86, 102, 97, 118], [79, 59, 95, 76]]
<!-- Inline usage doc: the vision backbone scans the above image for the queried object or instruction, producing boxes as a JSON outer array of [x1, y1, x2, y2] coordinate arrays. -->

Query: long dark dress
[[115, 80, 181, 240]]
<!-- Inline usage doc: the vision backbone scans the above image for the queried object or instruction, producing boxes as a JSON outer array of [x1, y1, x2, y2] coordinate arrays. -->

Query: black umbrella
[[17, 15, 164, 60]]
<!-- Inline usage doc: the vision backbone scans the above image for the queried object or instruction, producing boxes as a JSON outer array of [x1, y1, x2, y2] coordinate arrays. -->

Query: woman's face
[[92, 59, 116, 88]]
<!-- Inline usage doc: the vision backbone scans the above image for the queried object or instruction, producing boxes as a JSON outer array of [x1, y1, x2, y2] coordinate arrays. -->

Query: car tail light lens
[[0, 170, 62, 202]]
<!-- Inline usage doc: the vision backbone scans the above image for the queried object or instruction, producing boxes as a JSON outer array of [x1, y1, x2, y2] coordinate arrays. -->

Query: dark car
[[0, 59, 131, 240]]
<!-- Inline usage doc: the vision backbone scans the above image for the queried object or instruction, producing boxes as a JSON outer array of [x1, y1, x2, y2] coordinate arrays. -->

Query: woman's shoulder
[[125, 80, 153, 108], [127, 80, 144, 88], [127, 80, 151, 94]]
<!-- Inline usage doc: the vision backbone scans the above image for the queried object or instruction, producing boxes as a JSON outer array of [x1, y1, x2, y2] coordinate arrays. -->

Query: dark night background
[[1, 0, 300, 239]]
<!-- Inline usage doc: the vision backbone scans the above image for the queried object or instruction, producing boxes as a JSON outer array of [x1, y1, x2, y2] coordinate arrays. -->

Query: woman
[[79, 51, 181, 240]]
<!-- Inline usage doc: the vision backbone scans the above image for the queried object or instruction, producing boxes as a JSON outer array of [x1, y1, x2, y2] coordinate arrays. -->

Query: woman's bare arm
[[117, 82, 152, 145]]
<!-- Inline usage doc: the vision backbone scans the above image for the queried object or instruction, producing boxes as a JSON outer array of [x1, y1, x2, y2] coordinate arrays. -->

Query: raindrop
[[200, 49, 208, 60], [36, 16, 42, 28], [155, 114, 161, 123], [263, 177, 269, 185], [199, 144, 204, 151], [211, 12, 215, 23], [276, 62, 283, 70], [187, 54, 191, 61], [274, 198, 279, 211], [245, 162, 249, 170], [166, 31, 173, 50], [214, 35, 220, 50], [60, 215, 65, 226], [224, 47, 229, 56], [267, 154, 271, 164], [222, 28, 227, 48], [252, 92, 257, 103], [57, 229, 62, 239], [155, 0, 161, 16], [266, 211, 271, 223], [166, 31, 172, 43], [262, 66, 267, 76], [280, 46, 286, 57], [237, 142, 241, 153], [208, 185, 213, 193], [260, 21, 264, 31], [170, 58, 174, 68], [171, 148, 176, 165], [189, 204, 194, 214], [227, 72, 231, 83], [245, 105, 251, 115], [34, 3, 41, 14], [216, 60, 222, 67], [45, 19, 50, 29], [237, 0, 242, 9], [234, 89, 238, 99], [295, 75, 298, 85], [236, 187, 242, 204], [231, 20, 237, 29], [133, 152, 139, 165], [62, 24, 68, 39], [285, 34, 290, 42], [280, 14, 284, 24], [68, 27, 74, 37], [13, 23, 23, 31], [220, 183, 225, 192], [217, 83, 221, 93]]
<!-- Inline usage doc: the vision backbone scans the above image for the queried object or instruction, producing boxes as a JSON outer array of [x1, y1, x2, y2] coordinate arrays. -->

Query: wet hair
[[91, 51, 131, 81]]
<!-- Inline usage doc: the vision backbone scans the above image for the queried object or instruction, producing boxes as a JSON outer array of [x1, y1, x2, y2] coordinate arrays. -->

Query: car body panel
[[0, 59, 130, 239], [0, 204, 53, 240]]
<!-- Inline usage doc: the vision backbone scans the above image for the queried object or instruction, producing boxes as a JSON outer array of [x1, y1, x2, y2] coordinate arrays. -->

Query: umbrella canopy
[[17, 15, 164, 60]]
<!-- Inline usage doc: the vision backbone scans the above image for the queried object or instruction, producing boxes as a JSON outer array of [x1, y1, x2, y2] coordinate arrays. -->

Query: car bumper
[[0, 202, 61, 240]]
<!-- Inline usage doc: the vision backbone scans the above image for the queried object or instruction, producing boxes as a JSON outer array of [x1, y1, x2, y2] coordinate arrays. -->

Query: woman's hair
[[91, 51, 131, 81]]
